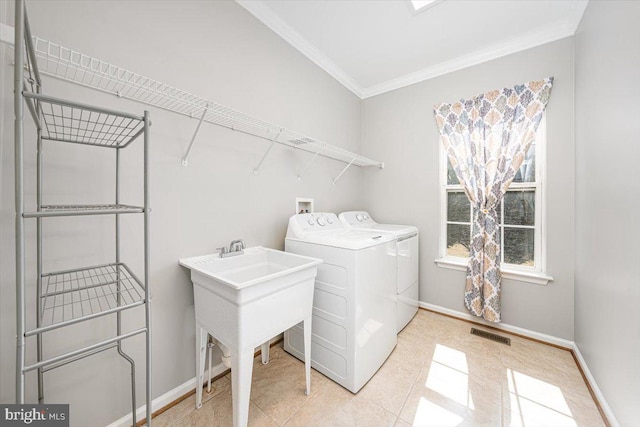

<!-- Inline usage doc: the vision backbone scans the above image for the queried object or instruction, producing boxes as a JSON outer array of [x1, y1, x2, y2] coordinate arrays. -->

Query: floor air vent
[[470, 328, 511, 346]]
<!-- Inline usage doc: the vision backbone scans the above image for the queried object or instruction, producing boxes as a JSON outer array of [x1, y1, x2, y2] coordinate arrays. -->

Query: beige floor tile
[[400, 356, 503, 427], [158, 310, 606, 427], [481, 335, 601, 425], [357, 353, 420, 416], [152, 376, 230, 427], [565, 398, 606, 427], [283, 380, 397, 427], [401, 311, 453, 342], [500, 344, 590, 404], [399, 382, 502, 426], [504, 391, 605, 427], [249, 345, 329, 425], [172, 387, 277, 427], [394, 417, 413, 427], [499, 338, 605, 427]]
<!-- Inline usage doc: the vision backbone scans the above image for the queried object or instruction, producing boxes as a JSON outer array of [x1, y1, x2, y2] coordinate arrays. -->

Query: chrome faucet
[[218, 239, 246, 258], [229, 239, 246, 253]]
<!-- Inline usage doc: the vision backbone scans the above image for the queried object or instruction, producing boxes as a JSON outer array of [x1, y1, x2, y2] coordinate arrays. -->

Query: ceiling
[[236, 0, 588, 99]]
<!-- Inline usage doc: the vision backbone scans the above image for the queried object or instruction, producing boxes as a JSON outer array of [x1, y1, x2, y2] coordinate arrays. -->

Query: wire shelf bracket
[[253, 128, 283, 175], [332, 158, 356, 185], [182, 102, 209, 166], [297, 150, 320, 181], [0, 23, 385, 179]]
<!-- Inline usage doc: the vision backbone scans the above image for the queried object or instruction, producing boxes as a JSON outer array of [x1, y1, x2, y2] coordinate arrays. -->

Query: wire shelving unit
[[20, 30, 383, 174], [37, 263, 146, 332], [13, 1, 152, 425]]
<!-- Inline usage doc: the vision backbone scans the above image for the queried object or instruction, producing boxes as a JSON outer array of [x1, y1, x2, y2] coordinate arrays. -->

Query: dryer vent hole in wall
[[470, 328, 511, 346]]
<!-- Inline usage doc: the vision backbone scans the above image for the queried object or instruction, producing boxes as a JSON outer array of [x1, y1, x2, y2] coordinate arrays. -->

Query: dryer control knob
[[356, 214, 364, 222], [307, 219, 315, 226], [317, 217, 326, 226], [327, 217, 333, 224]]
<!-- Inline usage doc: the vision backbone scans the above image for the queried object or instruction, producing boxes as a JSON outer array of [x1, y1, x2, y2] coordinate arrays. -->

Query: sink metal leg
[[303, 316, 312, 396], [231, 350, 254, 427], [261, 341, 270, 365], [195, 326, 207, 409]]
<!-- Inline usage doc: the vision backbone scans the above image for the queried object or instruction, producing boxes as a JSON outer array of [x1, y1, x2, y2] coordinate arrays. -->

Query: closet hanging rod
[[0, 24, 384, 171]]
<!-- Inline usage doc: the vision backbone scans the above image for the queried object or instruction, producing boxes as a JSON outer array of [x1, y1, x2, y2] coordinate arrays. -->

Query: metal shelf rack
[[13, 1, 152, 425], [24, 204, 145, 218], [36, 263, 145, 333]]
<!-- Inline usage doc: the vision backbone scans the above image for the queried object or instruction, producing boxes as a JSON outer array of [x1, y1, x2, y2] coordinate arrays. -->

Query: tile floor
[[153, 310, 606, 426]]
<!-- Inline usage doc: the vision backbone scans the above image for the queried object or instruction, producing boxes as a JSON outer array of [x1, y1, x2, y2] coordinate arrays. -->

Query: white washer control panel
[[341, 211, 376, 227], [288, 212, 343, 236]]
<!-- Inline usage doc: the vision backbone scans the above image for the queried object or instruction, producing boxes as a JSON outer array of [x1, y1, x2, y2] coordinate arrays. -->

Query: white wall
[[574, 1, 640, 425], [361, 38, 576, 339], [0, 1, 364, 425]]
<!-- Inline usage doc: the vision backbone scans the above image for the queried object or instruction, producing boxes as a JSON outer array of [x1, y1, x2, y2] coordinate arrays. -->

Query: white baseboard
[[106, 362, 228, 427], [419, 301, 619, 426], [571, 343, 621, 427], [419, 301, 574, 349]]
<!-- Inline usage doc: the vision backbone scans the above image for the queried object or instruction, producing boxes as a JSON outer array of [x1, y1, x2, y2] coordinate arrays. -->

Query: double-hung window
[[437, 116, 552, 285]]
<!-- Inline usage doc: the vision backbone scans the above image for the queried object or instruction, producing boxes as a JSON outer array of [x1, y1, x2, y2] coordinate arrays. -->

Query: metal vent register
[[470, 328, 511, 345]]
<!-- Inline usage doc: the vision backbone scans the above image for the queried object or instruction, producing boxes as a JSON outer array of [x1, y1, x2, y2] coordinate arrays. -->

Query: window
[[437, 117, 551, 285]]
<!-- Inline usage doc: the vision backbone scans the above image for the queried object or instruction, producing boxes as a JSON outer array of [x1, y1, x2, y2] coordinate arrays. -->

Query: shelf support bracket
[[332, 158, 356, 185], [181, 102, 209, 166], [297, 151, 320, 181], [253, 128, 283, 175]]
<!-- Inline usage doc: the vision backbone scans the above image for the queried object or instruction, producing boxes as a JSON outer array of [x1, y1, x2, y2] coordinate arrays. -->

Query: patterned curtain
[[433, 78, 553, 322]]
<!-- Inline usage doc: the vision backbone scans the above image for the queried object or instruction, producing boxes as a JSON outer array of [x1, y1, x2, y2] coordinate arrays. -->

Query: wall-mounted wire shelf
[[20, 34, 383, 170], [23, 204, 144, 218], [23, 92, 145, 148], [30, 263, 145, 334]]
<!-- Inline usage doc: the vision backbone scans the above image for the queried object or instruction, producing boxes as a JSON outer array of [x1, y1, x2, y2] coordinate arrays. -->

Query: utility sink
[[179, 246, 321, 427]]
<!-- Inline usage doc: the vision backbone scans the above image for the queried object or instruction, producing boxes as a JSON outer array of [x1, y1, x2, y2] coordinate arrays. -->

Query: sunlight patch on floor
[[413, 397, 465, 427], [425, 344, 474, 408], [506, 369, 576, 427]]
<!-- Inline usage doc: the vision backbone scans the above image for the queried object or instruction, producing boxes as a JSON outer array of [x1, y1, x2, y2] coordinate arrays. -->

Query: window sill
[[434, 257, 553, 285]]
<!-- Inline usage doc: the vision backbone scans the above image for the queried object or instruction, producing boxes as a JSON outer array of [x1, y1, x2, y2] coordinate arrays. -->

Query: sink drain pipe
[[206, 335, 232, 393]]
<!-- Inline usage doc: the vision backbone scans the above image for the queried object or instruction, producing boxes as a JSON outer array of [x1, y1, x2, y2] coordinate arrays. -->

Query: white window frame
[[435, 116, 553, 285]]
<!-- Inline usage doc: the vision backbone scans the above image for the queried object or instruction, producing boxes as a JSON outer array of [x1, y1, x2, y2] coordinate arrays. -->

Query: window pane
[[512, 143, 535, 183], [447, 192, 470, 223], [447, 158, 460, 185], [447, 224, 470, 258], [504, 190, 535, 226], [504, 228, 534, 266]]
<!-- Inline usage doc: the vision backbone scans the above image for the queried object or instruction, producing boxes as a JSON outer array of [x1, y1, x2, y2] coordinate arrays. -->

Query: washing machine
[[339, 211, 419, 333], [284, 212, 397, 393]]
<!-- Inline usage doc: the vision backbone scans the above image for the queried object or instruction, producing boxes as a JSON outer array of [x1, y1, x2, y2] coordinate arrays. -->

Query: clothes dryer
[[339, 211, 419, 332], [284, 213, 397, 393]]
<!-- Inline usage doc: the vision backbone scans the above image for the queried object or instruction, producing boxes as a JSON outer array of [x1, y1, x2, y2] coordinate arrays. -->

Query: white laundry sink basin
[[181, 245, 319, 289], [179, 246, 321, 427]]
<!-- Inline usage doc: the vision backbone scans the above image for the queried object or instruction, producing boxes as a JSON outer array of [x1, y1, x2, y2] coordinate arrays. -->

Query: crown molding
[[565, 0, 589, 33], [361, 18, 582, 98], [236, 0, 589, 100], [235, 0, 365, 99]]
